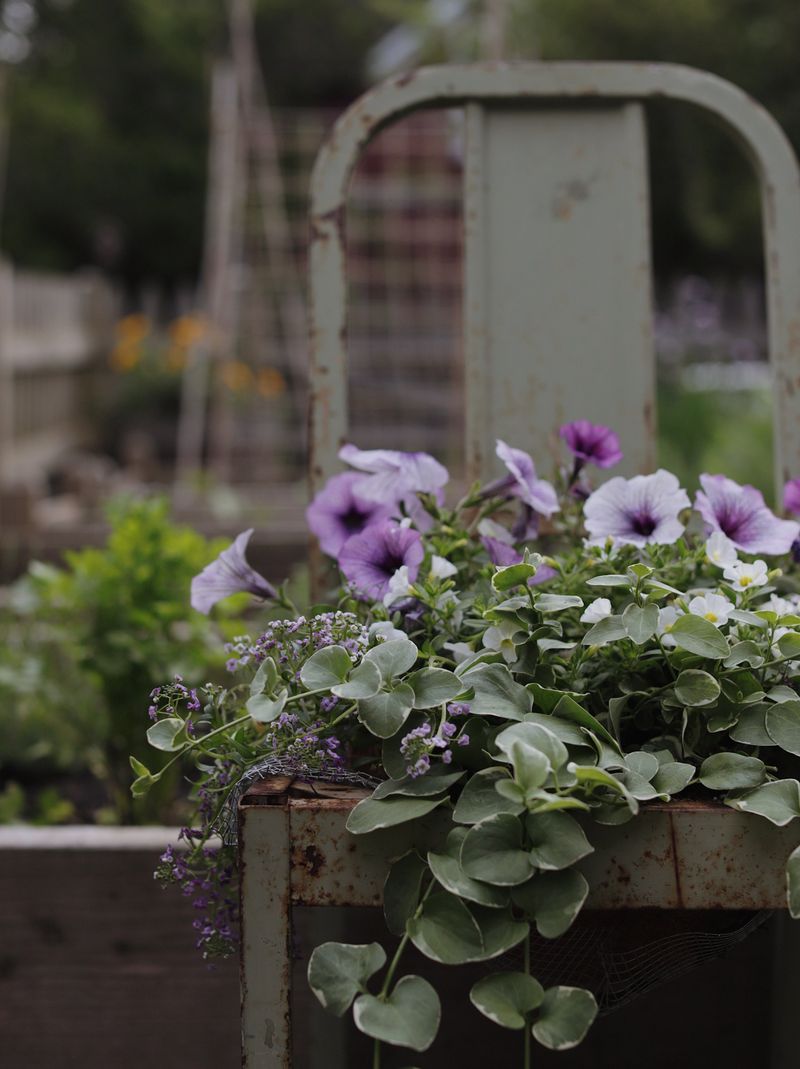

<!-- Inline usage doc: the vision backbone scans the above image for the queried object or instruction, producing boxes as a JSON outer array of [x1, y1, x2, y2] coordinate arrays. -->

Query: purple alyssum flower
[[191, 529, 276, 614], [695, 474, 799, 556], [584, 469, 690, 547], [339, 521, 424, 599], [306, 472, 391, 558], [338, 444, 449, 505], [560, 420, 623, 470]]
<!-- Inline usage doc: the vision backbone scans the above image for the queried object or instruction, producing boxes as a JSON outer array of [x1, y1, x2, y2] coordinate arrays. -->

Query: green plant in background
[[0, 497, 241, 824]]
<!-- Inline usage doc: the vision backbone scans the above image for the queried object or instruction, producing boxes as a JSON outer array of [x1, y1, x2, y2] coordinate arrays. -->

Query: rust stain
[[667, 811, 684, 908]]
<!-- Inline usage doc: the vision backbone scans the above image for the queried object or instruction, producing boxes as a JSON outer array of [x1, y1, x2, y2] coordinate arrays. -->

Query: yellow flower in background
[[169, 313, 208, 349], [110, 313, 152, 372], [220, 360, 253, 393], [257, 367, 287, 398]]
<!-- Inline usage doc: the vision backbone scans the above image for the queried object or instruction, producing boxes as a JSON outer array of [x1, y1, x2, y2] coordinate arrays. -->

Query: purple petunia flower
[[306, 472, 391, 558], [338, 444, 449, 505], [784, 478, 800, 516], [338, 520, 424, 599], [481, 536, 522, 567], [190, 529, 277, 614], [560, 420, 623, 469], [490, 440, 559, 516], [584, 469, 690, 547], [695, 474, 799, 555]]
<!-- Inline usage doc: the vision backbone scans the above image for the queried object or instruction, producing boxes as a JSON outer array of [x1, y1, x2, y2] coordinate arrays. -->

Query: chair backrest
[[308, 62, 800, 496]]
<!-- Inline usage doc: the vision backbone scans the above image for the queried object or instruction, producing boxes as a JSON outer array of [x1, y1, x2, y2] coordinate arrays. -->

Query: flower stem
[[373, 1037, 381, 1069]]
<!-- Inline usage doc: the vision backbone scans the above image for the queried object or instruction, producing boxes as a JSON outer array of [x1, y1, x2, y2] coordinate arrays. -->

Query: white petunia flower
[[383, 565, 413, 607], [482, 619, 524, 664], [430, 554, 457, 579], [765, 593, 800, 618], [580, 597, 612, 624], [723, 559, 769, 593], [443, 640, 473, 663], [705, 531, 738, 569], [688, 592, 733, 627], [657, 604, 684, 647]]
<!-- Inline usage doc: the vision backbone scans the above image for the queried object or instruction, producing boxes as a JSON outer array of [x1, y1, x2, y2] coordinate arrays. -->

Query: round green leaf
[[669, 615, 730, 660], [146, 717, 185, 752], [527, 812, 593, 871], [300, 645, 352, 690], [777, 631, 800, 659], [470, 972, 544, 1030], [492, 561, 537, 591], [727, 779, 800, 825], [765, 700, 800, 756], [427, 828, 508, 909], [674, 669, 721, 707], [535, 594, 584, 613], [407, 890, 484, 963], [353, 975, 440, 1051], [307, 941, 386, 1017], [460, 813, 533, 886], [581, 614, 628, 646], [730, 704, 773, 746], [373, 767, 464, 800], [699, 752, 766, 790], [407, 667, 463, 709], [496, 722, 569, 772], [513, 869, 589, 938], [532, 986, 598, 1050], [622, 602, 659, 645], [331, 659, 382, 700], [246, 689, 288, 724], [364, 638, 419, 681], [624, 751, 659, 781], [453, 767, 524, 824], [509, 741, 551, 793], [461, 663, 532, 720], [346, 795, 446, 835], [651, 761, 695, 796], [357, 683, 415, 738], [470, 904, 530, 959]]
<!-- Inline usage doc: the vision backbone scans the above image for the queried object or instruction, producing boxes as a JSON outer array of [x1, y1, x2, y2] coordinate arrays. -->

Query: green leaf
[[470, 904, 529, 959], [373, 767, 464, 800], [535, 594, 584, 613], [453, 767, 524, 823], [724, 641, 764, 669], [365, 638, 419, 681], [532, 986, 598, 1050], [496, 722, 569, 772], [765, 700, 800, 756], [622, 602, 659, 644], [699, 752, 766, 790], [353, 975, 440, 1052], [624, 751, 659, 781], [357, 684, 415, 738], [581, 614, 628, 646], [307, 941, 386, 1017], [727, 779, 800, 825], [407, 889, 485, 963], [427, 828, 508, 908], [246, 689, 288, 724], [669, 615, 730, 660], [552, 695, 621, 753], [146, 717, 185, 752], [513, 869, 589, 938], [628, 563, 654, 581], [470, 973, 544, 1030], [300, 645, 352, 690], [788, 845, 800, 919], [523, 708, 587, 746], [585, 574, 630, 588], [346, 795, 447, 835], [460, 813, 534, 886], [249, 656, 278, 697], [462, 663, 532, 720], [331, 659, 382, 700], [651, 761, 695, 796], [384, 851, 427, 936], [407, 667, 463, 709], [674, 669, 721, 707], [730, 704, 773, 746], [777, 631, 800, 659], [130, 755, 159, 796], [527, 812, 593, 871], [492, 561, 537, 591], [509, 742, 551, 792]]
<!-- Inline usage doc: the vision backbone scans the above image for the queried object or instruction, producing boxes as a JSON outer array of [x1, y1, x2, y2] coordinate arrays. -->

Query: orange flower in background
[[166, 313, 209, 371], [220, 360, 253, 393], [110, 313, 151, 372], [257, 367, 287, 398]]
